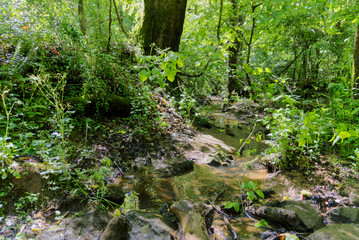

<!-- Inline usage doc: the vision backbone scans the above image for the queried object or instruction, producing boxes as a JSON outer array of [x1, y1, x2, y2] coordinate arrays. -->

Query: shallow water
[[119, 109, 271, 239]]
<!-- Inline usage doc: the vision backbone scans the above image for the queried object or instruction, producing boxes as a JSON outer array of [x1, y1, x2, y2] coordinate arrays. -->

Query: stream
[[5, 100, 359, 240], [119, 105, 270, 239]]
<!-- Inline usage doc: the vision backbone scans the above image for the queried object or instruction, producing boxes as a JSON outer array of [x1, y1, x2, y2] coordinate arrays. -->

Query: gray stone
[[308, 224, 359, 240], [349, 191, 359, 205], [246, 201, 324, 232], [326, 207, 359, 224], [245, 205, 301, 229], [207, 159, 222, 167], [126, 211, 174, 240], [36, 210, 111, 240], [171, 201, 210, 240], [154, 157, 194, 177], [283, 201, 325, 231], [207, 151, 234, 167], [100, 215, 128, 240]]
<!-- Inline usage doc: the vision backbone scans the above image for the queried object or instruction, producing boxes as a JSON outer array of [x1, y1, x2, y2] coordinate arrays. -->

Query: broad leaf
[[139, 69, 149, 82], [248, 191, 256, 201], [256, 190, 264, 199]]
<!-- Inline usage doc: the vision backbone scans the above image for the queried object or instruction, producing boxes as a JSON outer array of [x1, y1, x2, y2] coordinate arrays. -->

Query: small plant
[[241, 181, 264, 202], [1, 87, 22, 168], [224, 180, 264, 213], [178, 91, 196, 121], [349, 148, 359, 170], [114, 191, 139, 216], [30, 72, 73, 162], [255, 219, 269, 228], [15, 192, 40, 217]]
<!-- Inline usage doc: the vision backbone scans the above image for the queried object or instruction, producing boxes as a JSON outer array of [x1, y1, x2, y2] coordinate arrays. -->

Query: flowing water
[[117, 108, 270, 239]]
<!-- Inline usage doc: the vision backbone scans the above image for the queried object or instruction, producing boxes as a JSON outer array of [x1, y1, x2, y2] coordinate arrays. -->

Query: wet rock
[[105, 183, 125, 204], [326, 207, 359, 224], [245, 205, 301, 229], [100, 215, 128, 240], [208, 159, 222, 167], [246, 201, 324, 231], [308, 224, 359, 240], [171, 200, 210, 240], [207, 151, 234, 167], [160, 203, 178, 230], [126, 211, 174, 240], [154, 157, 194, 177], [349, 191, 359, 205], [36, 210, 111, 240], [283, 201, 325, 231]]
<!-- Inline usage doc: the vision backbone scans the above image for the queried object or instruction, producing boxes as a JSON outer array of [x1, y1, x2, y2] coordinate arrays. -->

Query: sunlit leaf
[[139, 69, 149, 82], [232, 202, 240, 212], [256, 190, 264, 199], [248, 191, 256, 201], [224, 201, 233, 209]]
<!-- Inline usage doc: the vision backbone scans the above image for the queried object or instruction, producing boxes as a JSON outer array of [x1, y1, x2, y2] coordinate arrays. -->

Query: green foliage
[[224, 201, 240, 212], [114, 191, 139, 216], [255, 219, 269, 229], [15, 192, 40, 217], [178, 91, 197, 121], [241, 181, 264, 202]]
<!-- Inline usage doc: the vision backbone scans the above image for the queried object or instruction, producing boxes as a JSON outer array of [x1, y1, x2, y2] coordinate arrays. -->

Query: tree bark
[[139, 0, 187, 55], [106, 0, 112, 52], [227, 0, 244, 97], [78, 0, 86, 35], [113, 0, 129, 37]]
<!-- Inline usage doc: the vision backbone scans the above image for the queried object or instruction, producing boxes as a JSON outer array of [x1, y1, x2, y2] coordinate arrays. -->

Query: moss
[[66, 95, 131, 118]]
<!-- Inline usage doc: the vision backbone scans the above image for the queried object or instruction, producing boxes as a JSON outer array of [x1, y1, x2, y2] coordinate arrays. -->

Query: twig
[[177, 47, 218, 78], [207, 200, 239, 240], [237, 122, 256, 155], [223, 216, 239, 240]]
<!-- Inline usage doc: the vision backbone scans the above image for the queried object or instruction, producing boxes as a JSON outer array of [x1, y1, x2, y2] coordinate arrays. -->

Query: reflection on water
[[202, 112, 267, 155], [121, 168, 175, 210]]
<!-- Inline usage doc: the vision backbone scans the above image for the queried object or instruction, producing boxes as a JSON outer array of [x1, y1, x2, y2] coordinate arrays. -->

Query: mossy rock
[[66, 95, 131, 117]]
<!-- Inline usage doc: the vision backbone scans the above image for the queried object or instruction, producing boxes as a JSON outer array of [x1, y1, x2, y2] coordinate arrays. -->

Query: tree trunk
[[227, 0, 244, 97], [353, 24, 359, 97], [78, 0, 86, 35], [106, 0, 112, 52], [139, 0, 187, 55]]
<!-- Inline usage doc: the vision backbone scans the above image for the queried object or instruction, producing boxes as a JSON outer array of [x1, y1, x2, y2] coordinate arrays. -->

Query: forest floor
[[1, 95, 359, 240]]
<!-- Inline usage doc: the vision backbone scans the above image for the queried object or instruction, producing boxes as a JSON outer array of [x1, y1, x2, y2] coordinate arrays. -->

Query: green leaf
[[139, 69, 149, 82], [157, 78, 165, 89], [298, 135, 306, 147], [241, 182, 248, 190], [256, 190, 264, 199], [232, 202, 240, 212], [2, 171, 7, 180], [13, 171, 21, 179], [177, 58, 184, 68], [339, 131, 351, 140], [224, 201, 233, 209], [248, 181, 256, 190], [283, 233, 299, 240], [255, 219, 269, 228], [248, 191, 256, 201]]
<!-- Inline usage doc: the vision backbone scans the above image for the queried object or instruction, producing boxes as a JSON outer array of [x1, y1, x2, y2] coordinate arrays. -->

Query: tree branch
[[112, 0, 129, 37]]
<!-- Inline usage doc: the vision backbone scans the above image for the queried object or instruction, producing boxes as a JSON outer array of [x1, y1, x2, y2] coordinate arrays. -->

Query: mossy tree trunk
[[140, 0, 187, 55], [78, 0, 87, 35], [227, 0, 245, 98]]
